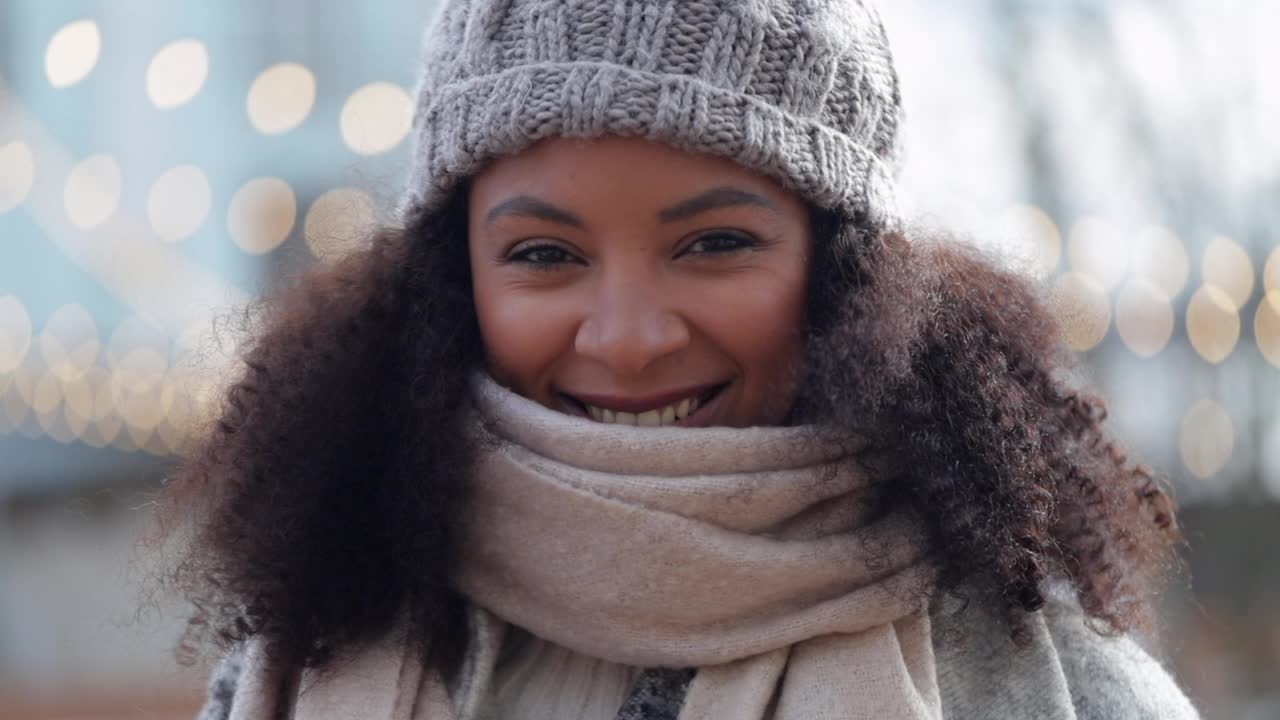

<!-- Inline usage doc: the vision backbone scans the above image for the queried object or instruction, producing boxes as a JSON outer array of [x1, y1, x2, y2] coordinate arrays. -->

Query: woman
[[159, 0, 1199, 718]]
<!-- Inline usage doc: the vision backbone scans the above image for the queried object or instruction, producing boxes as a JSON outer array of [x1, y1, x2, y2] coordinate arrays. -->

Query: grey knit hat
[[400, 0, 904, 232]]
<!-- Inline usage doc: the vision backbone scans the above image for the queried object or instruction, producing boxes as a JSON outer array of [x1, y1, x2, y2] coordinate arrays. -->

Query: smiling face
[[467, 135, 813, 428]]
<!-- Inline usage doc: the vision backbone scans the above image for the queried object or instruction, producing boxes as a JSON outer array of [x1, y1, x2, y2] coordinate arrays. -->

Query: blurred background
[[0, 0, 1275, 718]]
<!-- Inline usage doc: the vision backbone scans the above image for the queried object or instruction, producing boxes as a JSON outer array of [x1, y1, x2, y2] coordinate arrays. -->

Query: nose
[[573, 272, 691, 376]]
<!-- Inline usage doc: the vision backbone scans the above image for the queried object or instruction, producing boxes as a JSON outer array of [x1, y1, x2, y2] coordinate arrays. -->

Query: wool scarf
[[230, 372, 941, 720]]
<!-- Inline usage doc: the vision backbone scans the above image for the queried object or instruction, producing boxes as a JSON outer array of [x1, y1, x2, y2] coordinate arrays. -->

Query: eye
[[505, 242, 581, 270], [683, 231, 759, 256]]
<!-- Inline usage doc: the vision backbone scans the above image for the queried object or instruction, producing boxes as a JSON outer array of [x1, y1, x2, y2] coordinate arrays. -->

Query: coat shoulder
[[1038, 586, 1201, 720], [195, 643, 248, 720], [928, 583, 1200, 720]]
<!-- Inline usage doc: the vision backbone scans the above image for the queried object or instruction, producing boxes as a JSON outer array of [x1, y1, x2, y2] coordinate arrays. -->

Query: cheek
[[689, 260, 808, 391], [472, 274, 581, 391]]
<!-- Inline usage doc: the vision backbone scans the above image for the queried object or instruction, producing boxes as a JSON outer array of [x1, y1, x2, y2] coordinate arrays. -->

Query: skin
[[467, 134, 814, 428]]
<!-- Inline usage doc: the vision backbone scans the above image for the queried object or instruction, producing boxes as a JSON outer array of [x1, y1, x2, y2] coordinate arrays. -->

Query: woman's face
[[467, 135, 813, 428]]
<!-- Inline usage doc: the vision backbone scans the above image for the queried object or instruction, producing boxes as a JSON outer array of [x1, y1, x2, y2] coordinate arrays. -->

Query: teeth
[[582, 392, 705, 427]]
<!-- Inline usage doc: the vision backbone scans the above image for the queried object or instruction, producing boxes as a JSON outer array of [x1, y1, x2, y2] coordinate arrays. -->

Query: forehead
[[469, 135, 806, 216]]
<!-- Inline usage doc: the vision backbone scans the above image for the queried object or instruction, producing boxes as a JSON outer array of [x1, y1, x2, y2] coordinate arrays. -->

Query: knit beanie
[[400, 0, 904, 233]]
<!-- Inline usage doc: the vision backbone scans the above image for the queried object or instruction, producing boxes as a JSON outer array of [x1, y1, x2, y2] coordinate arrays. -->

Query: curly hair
[[143, 182, 1183, 682]]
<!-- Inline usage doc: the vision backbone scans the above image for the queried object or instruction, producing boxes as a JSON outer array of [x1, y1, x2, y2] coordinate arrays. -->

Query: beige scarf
[[231, 372, 941, 720]]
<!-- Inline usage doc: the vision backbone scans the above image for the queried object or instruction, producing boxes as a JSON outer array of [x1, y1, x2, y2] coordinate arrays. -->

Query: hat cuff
[[398, 60, 900, 233]]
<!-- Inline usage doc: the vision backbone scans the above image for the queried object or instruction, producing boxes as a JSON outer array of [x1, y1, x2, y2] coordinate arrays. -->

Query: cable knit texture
[[399, 0, 905, 231]]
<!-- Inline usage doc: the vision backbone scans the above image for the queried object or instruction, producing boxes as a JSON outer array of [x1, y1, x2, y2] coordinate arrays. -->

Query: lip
[[556, 382, 730, 427], [563, 382, 725, 415]]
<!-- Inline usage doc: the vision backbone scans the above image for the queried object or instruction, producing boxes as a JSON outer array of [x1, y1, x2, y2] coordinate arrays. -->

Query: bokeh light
[[305, 187, 378, 263], [1202, 235, 1255, 310], [0, 141, 36, 214], [106, 317, 170, 434], [1187, 284, 1240, 363], [0, 295, 33, 377], [1067, 216, 1129, 291], [989, 204, 1061, 277], [61, 371, 94, 439], [39, 303, 100, 382], [1129, 224, 1189, 298], [1180, 399, 1234, 479], [147, 164, 212, 242], [1263, 247, 1280, 294], [247, 62, 316, 135], [339, 82, 414, 156], [146, 39, 209, 109], [1255, 291, 1280, 369], [228, 177, 297, 254], [45, 19, 101, 88], [64, 153, 123, 229], [1115, 277, 1174, 357], [1051, 272, 1111, 352]]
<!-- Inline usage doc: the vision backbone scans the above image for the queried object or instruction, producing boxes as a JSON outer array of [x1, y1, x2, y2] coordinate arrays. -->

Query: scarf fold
[[232, 372, 941, 720]]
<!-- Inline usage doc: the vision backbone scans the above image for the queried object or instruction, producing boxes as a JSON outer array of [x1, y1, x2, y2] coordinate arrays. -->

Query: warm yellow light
[[148, 164, 212, 242], [1202, 235, 1255, 311], [1186, 284, 1240, 364], [247, 63, 316, 135], [990, 204, 1061, 278], [62, 372, 94, 439], [0, 295, 33, 375], [228, 177, 297, 254], [64, 153, 123, 229], [340, 82, 414, 156], [45, 19, 101, 88], [1180, 399, 1233, 479], [1068, 216, 1128, 291], [1264, 247, 1280, 294], [305, 188, 378, 263], [1051, 272, 1111, 352], [0, 141, 35, 214], [32, 371, 63, 416], [1115, 278, 1173, 358], [146, 39, 209, 109], [40, 303, 99, 382], [83, 370, 122, 448], [1255, 291, 1280, 369], [1130, 224, 1189, 298], [114, 367, 169, 431]]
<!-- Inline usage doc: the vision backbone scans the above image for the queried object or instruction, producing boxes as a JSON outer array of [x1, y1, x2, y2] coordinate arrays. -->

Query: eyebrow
[[484, 185, 778, 227]]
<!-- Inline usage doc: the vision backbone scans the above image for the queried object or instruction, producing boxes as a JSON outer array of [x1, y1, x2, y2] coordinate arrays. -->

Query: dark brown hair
[[144, 182, 1183, 680]]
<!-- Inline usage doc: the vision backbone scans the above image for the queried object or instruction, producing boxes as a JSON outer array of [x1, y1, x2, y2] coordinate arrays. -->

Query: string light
[[1115, 277, 1174, 357], [247, 62, 316, 135], [228, 177, 297, 254], [1255, 291, 1280, 369], [1051, 272, 1111, 352], [148, 165, 212, 242], [45, 19, 101, 88], [0, 141, 35, 214], [1202, 235, 1255, 310], [989, 204, 1061, 278], [146, 39, 209, 109], [0, 295, 32, 376], [340, 82, 414, 156], [1180, 399, 1234, 479], [1186, 284, 1240, 364], [305, 187, 378, 263], [64, 153, 123, 230]]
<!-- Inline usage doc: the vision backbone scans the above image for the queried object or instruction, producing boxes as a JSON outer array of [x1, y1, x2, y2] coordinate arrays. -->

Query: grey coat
[[195, 585, 1200, 720]]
